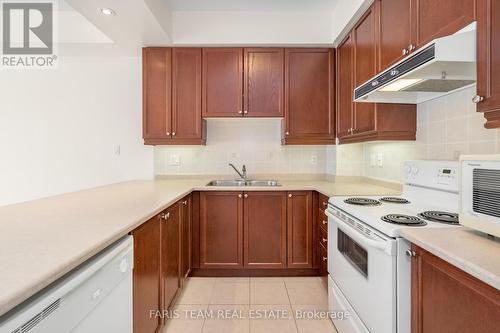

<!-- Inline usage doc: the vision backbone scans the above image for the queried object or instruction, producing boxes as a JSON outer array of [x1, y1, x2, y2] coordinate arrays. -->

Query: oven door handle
[[325, 210, 396, 256]]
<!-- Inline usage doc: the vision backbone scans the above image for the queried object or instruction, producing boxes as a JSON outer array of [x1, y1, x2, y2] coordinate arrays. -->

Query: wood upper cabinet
[[202, 48, 243, 117], [171, 48, 206, 143], [244, 192, 287, 268], [200, 191, 244, 268], [143, 48, 171, 143], [283, 48, 336, 145], [476, 0, 500, 128], [411, 0, 476, 49], [378, 0, 412, 71], [161, 204, 180, 310], [180, 195, 192, 283], [132, 216, 161, 333], [337, 34, 354, 140], [142, 47, 205, 145], [244, 48, 284, 117], [287, 191, 313, 268], [411, 245, 500, 333], [353, 5, 377, 135]]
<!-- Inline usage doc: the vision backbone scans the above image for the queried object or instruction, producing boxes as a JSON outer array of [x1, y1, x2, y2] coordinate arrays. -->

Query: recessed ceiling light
[[100, 8, 116, 16]]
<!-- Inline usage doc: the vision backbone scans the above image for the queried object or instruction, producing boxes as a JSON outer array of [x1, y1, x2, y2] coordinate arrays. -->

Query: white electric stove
[[326, 160, 461, 333]]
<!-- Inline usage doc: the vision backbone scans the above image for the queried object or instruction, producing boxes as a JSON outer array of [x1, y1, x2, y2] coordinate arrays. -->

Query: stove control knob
[[412, 166, 419, 175], [405, 166, 412, 175]]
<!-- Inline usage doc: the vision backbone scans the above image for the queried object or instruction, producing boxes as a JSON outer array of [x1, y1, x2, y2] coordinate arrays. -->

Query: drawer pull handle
[[322, 238, 327, 243], [322, 220, 327, 225], [322, 257, 327, 262]]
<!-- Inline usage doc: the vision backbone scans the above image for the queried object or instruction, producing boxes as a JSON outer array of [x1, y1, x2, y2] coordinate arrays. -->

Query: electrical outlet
[[311, 155, 318, 165], [377, 153, 383, 167], [169, 154, 180, 166], [113, 144, 121, 156]]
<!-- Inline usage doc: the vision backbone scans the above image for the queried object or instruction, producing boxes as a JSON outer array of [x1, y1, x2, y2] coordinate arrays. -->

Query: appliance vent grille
[[473, 169, 500, 218], [11, 299, 61, 333]]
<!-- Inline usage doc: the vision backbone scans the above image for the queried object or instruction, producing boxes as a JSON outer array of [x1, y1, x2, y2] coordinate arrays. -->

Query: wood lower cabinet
[[180, 195, 192, 284], [202, 48, 244, 117], [244, 48, 284, 117], [244, 192, 287, 268], [476, 0, 500, 128], [200, 191, 244, 268], [283, 48, 336, 145], [317, 193, 329, 276], [411, 0, 476, 49], [411, 245, 500, 333], [132, 216, 161, 333], [287, 191, 313, 268], [160, 204, 180, 310]]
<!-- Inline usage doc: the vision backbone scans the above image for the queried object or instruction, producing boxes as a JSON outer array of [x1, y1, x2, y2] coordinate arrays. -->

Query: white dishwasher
[[0, 235, 133, 333]]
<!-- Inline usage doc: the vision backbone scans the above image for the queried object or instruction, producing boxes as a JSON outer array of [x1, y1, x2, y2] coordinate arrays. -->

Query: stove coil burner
[[379, 197, 411, 204], [344, 198, 381, 206], [418, 211, 459, 224], [381, 214, 427, 226]]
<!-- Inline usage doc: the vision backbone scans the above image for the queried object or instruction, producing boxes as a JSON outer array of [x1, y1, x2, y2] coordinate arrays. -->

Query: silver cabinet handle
[[322, 220, 327, 225], [166, 131, 170, 136], [243, 110, 248, 114], [322, 201, 327, 207], [408, 44, 415, 52], [322, 238, 327, 243], [238, 194, 242, 198], [322, 257, 327, 262], [244, 193, 248, 198], [238, 110, 243, 114], [472, 95, 484, 104], [182, 200, 187, 205], [288, 194, 292, 198], [405, 249, 416, 257], [161, 212, 170, 220], [285, 131, 290, 136], [172, 132, 176, 136], [402, 48, 408, 56]]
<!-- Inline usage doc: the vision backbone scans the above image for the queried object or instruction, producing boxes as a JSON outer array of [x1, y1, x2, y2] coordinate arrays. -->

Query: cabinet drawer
[[318, 208, 328, 231], [318, 242, 328, 276], [318, 225, 328, 248], [319, 194, 329, 211]]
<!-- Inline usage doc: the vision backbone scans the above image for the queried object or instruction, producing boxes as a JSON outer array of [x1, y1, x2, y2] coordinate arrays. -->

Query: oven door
[[326, 210, 397, 333]]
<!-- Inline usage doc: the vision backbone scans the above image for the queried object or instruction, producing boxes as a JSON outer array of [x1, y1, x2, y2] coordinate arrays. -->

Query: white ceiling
[[166, 0, 338, 11]]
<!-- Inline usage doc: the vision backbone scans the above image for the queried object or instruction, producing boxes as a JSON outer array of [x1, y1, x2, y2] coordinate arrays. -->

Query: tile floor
[[162, 276, 338, 333]]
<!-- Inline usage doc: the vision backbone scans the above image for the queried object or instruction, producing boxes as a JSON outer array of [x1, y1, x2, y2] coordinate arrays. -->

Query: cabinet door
[[476, 0, 500, 128], [200, 192, 244, 268], [132, 216, 161, 333], [244, 192, 287, 268], [378, 0, 412, 71], [287, 191, 313, 268], [180, 195, 192, 282], [244, 48, 284, 117], [353, 5, 377, 135], [411, 0, 476, 49], [202, 48, 243, 117], [337, 34, 354, 139], [284, 48, 335, 144], [142, 48, 171, 143], [161, 204, 180, 310], [411, 245, 500, 333], [172, 48, 203, 141]]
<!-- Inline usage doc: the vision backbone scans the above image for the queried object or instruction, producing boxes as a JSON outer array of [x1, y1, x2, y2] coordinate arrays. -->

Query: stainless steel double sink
[[206, 180, 280, 187]]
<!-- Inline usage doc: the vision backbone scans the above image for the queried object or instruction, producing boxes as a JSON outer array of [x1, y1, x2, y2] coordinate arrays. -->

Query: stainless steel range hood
[[354, 23, 476, 104]]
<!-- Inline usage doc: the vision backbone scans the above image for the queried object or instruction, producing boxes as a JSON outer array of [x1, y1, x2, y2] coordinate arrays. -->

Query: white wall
[[331, 0, 370, 44], [172, 11, 335, 45], [155, 119, 333, 176], [337, 87, 500, 182], [0, 57, 153, 206]]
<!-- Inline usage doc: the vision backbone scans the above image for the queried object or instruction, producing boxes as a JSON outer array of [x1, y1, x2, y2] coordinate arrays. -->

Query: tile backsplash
[[155, 87, 500, 182], [154, 119, 335, 176], [339, 86, 500, 182]]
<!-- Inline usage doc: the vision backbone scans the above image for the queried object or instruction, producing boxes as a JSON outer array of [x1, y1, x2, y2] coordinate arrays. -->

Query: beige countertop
[[400, 227, 500, 290], [0, 177, 400, 316]]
